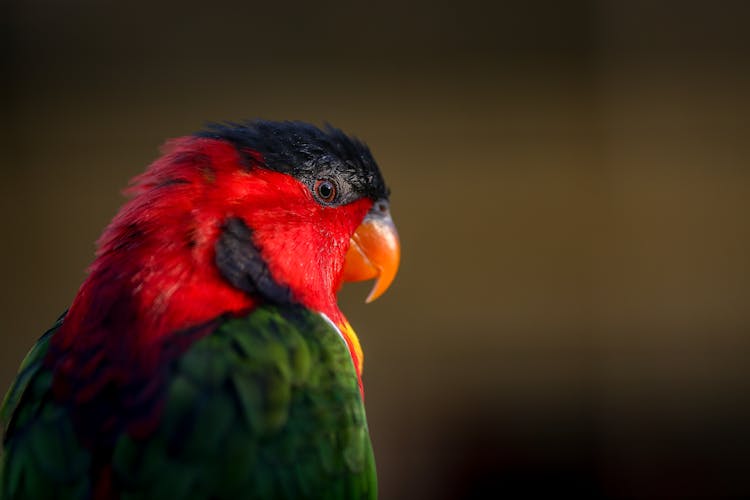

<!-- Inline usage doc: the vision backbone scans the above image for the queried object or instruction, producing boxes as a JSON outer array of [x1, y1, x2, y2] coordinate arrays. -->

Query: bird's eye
[[314, 179, 338, 203]]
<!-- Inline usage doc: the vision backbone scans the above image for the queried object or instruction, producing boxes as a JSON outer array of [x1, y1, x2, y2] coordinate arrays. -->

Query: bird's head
[[196, 120, 399, 307], [77, 120, 398, 375]]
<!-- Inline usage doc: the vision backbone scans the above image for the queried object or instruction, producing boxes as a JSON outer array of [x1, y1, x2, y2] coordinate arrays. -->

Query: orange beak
[[342, 201, 401, 303]]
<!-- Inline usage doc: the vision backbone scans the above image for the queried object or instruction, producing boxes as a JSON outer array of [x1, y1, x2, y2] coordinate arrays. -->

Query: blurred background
[[2, 0, 749, 498]]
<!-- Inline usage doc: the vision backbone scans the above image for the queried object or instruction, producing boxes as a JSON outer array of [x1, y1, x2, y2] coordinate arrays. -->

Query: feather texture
[[1, 306, 376, 499]]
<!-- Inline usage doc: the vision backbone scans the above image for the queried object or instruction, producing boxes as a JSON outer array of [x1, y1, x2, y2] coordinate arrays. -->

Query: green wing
[[1, 316, 92, 499], [1, 306, 377, 499]]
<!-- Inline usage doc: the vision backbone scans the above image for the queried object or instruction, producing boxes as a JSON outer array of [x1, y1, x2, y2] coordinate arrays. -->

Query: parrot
[[0, 120, 400, 499]]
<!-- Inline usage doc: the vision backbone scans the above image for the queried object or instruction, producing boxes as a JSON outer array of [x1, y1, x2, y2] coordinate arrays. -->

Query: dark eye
[[314, 179, 337, 203]]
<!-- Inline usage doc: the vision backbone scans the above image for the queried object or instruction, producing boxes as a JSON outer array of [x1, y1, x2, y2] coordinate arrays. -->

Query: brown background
[[2, 1, 749, 498]]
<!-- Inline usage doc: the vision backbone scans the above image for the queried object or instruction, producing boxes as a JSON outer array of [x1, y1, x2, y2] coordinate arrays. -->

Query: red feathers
[[50, 136, 372, 416]]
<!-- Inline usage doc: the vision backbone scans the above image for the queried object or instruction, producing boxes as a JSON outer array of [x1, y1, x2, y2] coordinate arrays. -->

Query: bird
[[0, 120, 400, 499]]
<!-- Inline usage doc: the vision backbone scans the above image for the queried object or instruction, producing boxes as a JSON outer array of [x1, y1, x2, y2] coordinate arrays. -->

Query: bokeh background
[[2, 1, 749, 498]]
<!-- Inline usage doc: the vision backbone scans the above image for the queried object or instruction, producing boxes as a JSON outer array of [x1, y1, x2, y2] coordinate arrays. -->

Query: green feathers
[[1, 306, 376, 499], [1, 318, 92, 499]]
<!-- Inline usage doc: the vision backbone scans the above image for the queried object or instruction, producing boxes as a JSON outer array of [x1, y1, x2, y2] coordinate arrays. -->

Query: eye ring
[[314, 179, 338, 203]]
